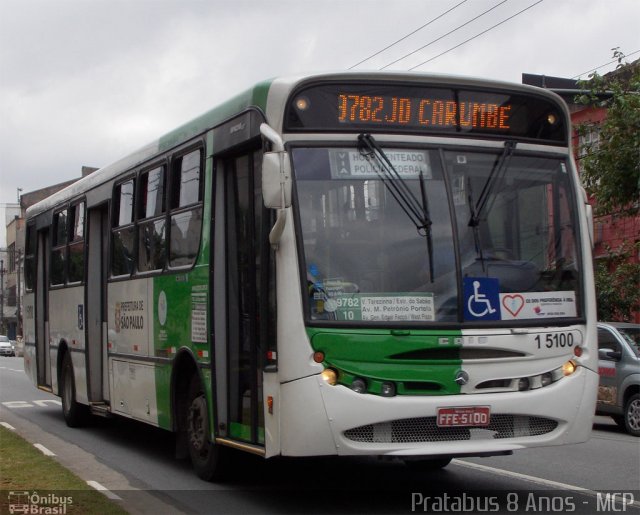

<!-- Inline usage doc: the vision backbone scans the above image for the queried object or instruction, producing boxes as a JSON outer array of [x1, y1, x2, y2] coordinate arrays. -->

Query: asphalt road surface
[[1, 356, 638, 514]]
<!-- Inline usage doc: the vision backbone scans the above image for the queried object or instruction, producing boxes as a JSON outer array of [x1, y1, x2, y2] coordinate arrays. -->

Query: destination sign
[[338, 94, 511, 130], [285, 82, 566, 144]]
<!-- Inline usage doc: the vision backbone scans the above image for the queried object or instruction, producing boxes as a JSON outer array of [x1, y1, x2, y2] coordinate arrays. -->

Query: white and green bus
[[23, 72, 598, 480]]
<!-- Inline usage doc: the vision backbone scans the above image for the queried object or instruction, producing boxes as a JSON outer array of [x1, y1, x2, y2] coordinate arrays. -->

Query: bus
[[23, 72, 598, 480]]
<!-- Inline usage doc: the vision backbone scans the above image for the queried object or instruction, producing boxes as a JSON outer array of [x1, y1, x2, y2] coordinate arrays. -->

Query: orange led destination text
[[338, 94, 511, 130]]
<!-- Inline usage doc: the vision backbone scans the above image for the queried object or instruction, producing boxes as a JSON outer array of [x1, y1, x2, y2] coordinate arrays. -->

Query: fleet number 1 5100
[[535, 332, 575, 349]]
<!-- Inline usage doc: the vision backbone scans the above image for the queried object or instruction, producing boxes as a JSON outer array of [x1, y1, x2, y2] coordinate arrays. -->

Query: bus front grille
[[343, 415, 558, 443]]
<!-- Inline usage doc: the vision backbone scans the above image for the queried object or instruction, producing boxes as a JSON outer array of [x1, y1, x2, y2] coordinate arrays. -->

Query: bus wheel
[[61, 352, 86, 427], [623, 393, 640, 437], [187, 375, 227, 481], [404, 457, 452, 470]]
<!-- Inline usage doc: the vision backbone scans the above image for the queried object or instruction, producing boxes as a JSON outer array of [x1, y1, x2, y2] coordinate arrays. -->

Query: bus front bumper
[[277, 365, 598, 458]]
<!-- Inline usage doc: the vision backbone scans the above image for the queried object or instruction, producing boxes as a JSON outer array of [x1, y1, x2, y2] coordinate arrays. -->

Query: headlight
[[380, 381, 396, 397], [321, 368, 338, 385], [351, 377, 367, 394]]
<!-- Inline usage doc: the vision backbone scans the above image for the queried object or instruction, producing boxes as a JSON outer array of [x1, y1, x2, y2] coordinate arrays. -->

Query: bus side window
[[138, 166, 166, 272], [112, 179, 136, 276], [50, 209, 68, 286], [24, 224, 36, 291], [169, 149, 203, 267], [68, 201, 85, 283]]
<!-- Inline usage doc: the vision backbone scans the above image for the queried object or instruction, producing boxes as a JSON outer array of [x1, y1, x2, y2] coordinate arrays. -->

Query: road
[[1, 355, 639, 514]]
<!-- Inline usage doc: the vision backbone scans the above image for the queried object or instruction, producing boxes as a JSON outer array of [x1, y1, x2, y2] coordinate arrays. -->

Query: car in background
[[596, 322, 640, 436], [0, 335, 15, 357]]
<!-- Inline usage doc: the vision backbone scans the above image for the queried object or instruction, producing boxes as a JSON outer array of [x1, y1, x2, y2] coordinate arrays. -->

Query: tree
[[575, 49, 640, 216], [576, 50, 640, 321], [593, 241, 640, 322]]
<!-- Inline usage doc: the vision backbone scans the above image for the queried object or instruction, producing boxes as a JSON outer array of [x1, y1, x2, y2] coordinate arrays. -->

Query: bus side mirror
[[585, 203, 594, 249], [260, 123, 292, 210], [260, 124, 292, 249], [262, 152, 292, 209], [581, 187, 594, 249]]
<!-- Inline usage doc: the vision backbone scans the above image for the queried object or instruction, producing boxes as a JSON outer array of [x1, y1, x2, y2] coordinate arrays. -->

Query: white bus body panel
[[48, 286, 87, 401], [111, 359, 159, 424], [106, 278, 159, 425], [23, 292, 37, 383]]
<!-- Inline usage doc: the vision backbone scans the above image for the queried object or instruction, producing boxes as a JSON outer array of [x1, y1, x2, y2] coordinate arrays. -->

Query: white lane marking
[[33, 443, 56, 456], [87, 480, 123, 500], [2, 400, 62, 409], [453, 459, 640, 508], [0, 421, 16, 430]]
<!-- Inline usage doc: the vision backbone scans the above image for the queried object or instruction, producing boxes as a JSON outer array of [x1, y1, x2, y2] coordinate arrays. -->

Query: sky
[[1, 0, 639, 246]]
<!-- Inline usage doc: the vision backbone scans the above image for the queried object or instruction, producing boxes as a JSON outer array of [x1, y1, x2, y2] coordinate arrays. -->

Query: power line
[[380, 0, 510, 70], [571, 49, 640, 79], [348, 0, 470, 70], [409, 0, 544, 71]]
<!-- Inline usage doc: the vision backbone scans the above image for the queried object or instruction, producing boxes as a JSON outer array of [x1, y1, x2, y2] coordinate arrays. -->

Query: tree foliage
[[576, 49, 640, 216], [593, 241, 640, 321]]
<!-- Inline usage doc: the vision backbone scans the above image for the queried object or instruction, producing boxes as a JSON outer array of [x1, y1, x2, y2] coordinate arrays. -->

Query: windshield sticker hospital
[[464, 277, 576, 321]]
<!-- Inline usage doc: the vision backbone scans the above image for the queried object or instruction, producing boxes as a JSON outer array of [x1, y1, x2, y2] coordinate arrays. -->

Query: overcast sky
[[1, 0, 639, 245]]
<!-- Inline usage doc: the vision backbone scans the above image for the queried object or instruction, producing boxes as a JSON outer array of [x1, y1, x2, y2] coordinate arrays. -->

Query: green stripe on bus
[[307, 328, 463, 395]]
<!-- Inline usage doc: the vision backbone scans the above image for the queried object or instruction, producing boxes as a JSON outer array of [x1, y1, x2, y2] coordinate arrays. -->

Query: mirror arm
[[260, 123, 284, 152], [269, 209, 287, 250], [260, 123, 290, 249]]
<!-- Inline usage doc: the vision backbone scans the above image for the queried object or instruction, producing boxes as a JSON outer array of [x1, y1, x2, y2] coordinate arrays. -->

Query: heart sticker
[[502, 294, 525, 317]]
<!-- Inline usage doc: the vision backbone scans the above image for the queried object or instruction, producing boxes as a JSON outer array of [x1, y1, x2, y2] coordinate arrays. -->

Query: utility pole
[[0, 259, 5, 334]]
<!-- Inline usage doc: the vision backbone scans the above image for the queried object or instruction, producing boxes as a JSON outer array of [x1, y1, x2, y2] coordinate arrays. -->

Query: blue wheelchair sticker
[[463, 277, 501, 321]]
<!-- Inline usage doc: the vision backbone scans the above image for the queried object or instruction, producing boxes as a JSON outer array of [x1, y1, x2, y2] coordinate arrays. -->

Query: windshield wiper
[[358, 133, 435, 282], [468, 140, 516, 228], [466, 140, 516, 270]]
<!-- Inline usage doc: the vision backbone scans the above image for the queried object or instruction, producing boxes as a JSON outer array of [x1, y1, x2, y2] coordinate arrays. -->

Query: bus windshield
[[292, 145, 582, 324]]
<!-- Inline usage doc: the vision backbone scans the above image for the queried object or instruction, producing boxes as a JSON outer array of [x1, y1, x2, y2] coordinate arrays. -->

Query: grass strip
[[0, 425, 128, 514]]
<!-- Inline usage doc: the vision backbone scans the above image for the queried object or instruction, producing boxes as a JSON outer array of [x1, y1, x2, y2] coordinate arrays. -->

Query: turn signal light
[[562, 360, 577, 376]]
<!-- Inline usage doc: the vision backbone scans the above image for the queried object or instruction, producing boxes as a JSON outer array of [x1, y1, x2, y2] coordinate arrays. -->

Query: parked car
[[596, 322, 640, 436], [0, 335, 15, 357]]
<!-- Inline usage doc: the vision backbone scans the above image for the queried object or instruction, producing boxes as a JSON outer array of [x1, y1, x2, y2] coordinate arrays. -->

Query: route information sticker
[[328, 293, 435, 322]]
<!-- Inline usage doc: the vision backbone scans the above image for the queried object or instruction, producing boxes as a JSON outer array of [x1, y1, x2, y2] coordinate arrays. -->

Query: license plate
[[437, 406, 491, 427]]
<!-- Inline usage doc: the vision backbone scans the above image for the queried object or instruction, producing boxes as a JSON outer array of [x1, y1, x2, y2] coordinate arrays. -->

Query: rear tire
[[61, 352, 87, 427], [187, 375, 229, 481]]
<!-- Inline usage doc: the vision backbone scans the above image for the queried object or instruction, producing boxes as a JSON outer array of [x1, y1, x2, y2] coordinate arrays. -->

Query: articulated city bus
[[23, 72, 598, 480]]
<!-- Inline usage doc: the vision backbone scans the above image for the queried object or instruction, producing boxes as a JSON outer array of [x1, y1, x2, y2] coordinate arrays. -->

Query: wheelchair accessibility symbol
[[463, 277, 501, 320]]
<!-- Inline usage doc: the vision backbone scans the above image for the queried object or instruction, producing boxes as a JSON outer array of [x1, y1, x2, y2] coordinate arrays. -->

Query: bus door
[[220, 147, 274, 446], [35, 229, 51, 387], [86, 204, 109, 404]]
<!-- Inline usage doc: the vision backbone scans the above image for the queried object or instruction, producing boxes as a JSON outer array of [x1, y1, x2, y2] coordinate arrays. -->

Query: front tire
[[404, 457, 453, 470], [187, 375, 228, 481], [61, 352, 87, 427], [623, 393, 640, 436]]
